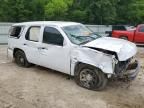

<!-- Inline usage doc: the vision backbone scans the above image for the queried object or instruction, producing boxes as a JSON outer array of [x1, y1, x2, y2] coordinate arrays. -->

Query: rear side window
[[26, 26, 40, 42], [10, 26, 22, 38], [112, 25, 126, 31]]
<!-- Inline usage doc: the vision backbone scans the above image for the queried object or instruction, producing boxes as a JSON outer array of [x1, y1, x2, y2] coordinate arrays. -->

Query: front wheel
[[75, 64, 108, 91]]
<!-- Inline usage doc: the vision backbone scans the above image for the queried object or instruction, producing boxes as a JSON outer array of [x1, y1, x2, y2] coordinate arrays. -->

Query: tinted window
[[112, 25, 126, 31], [43, 27, 64, 46], [26, 26, 40, 42], [139, 26, 144, 32], [10, 26, 22, 38]]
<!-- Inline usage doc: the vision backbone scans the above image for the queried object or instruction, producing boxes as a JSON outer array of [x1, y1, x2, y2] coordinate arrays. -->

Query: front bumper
[[120, 60, 140, 80], [7, 48, 14, 59], [124, 60, 140, 80]]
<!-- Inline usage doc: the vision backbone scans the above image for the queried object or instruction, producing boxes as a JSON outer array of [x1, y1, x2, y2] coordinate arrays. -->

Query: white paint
[[84, 37, 137, 61], [13, 21, 80, 27], [8, 21, 138, 77], [70, 47, 114, 75]]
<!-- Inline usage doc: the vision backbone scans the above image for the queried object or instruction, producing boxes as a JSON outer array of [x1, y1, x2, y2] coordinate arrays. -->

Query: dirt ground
[[0, 45, 144, 108]]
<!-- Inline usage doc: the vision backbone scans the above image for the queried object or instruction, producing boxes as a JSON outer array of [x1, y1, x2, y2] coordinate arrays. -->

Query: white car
[[8, 21, 139, 90]]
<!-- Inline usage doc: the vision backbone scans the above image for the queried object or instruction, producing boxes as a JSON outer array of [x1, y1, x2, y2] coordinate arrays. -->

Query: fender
[[70, 47, 115, 76]]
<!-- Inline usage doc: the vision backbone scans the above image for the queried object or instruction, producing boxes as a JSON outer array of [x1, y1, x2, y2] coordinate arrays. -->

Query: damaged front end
[[85, 47, 140, 81], [113, 57, 140, 81], [83, 37, 140, 81]]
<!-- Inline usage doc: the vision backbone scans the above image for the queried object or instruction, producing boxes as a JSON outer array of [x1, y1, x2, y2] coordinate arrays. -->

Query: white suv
[[8, 21, 139, 90]]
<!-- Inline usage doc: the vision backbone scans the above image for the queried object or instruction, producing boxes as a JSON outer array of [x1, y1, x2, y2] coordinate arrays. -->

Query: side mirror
[[105, 31, 112, 34], [105, 31, 112, 37]]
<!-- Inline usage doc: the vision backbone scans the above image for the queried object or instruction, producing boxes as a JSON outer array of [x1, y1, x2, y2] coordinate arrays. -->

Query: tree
[[30, 0, 45, 20], [0, 0, 45, 22], [128, 0, 144, 24], [0, 0, 143, 25], [44, 0, 73, 20], [0, 0, 32, 22], [71, 0, 117, 24]]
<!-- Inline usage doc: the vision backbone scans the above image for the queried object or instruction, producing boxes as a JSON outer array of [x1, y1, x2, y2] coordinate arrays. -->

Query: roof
[[13, 21, 80, 27]]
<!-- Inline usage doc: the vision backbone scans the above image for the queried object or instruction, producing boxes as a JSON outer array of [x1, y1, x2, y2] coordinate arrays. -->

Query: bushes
[[0, 0, 143, 25]]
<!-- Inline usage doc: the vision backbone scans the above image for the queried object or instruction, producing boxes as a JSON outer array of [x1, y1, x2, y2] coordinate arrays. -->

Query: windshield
[[62, 24, 101, 45]]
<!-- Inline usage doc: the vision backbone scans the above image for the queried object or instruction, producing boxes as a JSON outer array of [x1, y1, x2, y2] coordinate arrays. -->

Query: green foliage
[[86, 0, 117, 24], [0, 0, 31, 22], [45, 0, 69, 20], [128, 0, 144, 24], [0, 0, 144, 25], [70, 10, 87, 23]]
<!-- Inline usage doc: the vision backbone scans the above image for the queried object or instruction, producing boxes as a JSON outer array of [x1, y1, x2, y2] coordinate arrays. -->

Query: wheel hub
[[77, 67, 107, 90], [19, 57, 24, 63], [86, 74, 93, 81], [80, 69, 98, 88]]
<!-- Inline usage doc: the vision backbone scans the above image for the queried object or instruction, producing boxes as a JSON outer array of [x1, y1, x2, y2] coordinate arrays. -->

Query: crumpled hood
[[83, 37, 137, 61]]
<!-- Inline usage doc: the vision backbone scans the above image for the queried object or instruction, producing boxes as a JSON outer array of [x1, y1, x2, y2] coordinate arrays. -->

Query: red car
[[112, 24, 144, 43]]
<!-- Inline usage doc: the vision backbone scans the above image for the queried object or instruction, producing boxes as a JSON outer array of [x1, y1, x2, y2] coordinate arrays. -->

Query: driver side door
[[38, 26, 71, 74], [134, 25, 144, 43]]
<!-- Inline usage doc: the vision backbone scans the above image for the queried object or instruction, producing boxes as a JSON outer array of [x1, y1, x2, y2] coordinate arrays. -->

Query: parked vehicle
[[8, 21, 139, 91], [112, 24, 144, 43], [106, 25, 134, 37]]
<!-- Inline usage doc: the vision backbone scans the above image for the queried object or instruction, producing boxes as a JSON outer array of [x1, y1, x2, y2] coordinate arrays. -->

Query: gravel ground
[[0, 45, 144, 108]]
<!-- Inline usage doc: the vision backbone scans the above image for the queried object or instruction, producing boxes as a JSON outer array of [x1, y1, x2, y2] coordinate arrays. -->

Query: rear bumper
[[7, 48, 14, 59], [121, 60, 140, 80]]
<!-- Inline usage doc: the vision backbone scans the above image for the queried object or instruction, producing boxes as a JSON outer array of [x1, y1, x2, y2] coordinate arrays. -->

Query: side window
[[43, 27, 64, 46], [26, 26, 40, 42], [139, 26, 144, 32], [10, 26, 22, 38]]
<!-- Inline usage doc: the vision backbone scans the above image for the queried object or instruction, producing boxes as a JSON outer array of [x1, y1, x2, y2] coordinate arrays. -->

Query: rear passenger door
[[23, 26, 42, 64]]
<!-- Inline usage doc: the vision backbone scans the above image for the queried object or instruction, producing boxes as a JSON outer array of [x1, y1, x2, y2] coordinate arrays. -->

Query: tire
[[74, 64, 108, 91], [14, 50, 31, 67], [120, 36, 128, 40]]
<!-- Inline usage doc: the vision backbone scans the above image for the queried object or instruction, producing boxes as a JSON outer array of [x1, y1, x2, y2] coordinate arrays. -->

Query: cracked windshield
[[63, 25, 101, 45]]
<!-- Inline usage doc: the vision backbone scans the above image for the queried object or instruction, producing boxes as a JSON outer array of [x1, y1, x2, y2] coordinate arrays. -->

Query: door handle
[[23, 43, 27, 46], [38, 47, 48, 50]]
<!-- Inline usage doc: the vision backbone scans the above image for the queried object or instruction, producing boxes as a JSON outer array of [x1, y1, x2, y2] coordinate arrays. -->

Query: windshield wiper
[[70, 34, 85, 39], [69, 34, 96, 45], [70, 34, 96, 39], [79, 40, 91, 45]]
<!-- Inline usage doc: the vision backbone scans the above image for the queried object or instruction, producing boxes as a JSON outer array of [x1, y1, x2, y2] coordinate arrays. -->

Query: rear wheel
[[75, 64, 108, 91], [14, 50, 31, 67]]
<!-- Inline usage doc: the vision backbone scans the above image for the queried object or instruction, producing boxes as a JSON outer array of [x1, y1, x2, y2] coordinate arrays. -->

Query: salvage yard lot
[[0, 45, 144, 108]]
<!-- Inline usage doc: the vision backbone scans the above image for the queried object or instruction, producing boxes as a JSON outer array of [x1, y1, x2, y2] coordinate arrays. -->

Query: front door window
[[43, 27, 64, 46]]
